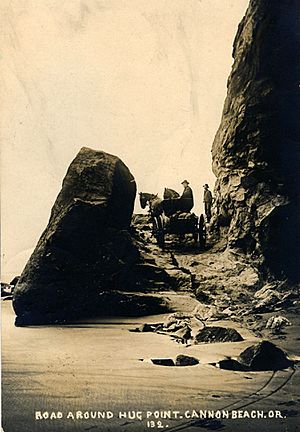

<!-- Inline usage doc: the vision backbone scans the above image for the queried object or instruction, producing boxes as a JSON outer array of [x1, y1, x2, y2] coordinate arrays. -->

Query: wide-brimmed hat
[[203, 184, 209, 188], [181, 180, 189, 185]]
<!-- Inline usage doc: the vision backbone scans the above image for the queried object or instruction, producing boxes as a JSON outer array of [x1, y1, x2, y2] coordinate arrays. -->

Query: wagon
[[139, 191, 206, 249], [151, 211, 206, 249]]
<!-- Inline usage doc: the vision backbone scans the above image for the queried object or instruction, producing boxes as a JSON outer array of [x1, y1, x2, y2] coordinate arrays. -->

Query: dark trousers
[[204, 202, 212, 222], [180, 198, 193, 213]]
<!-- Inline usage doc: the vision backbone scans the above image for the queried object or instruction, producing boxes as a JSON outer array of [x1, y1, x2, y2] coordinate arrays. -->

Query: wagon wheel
[[152, 216, 165, 249], [193, 231, 198, 243], [193, 217, 199, 243], [198, 214, 206, 249]]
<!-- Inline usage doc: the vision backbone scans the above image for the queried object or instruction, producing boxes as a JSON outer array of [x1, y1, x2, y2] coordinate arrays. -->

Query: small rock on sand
[[195, 326, 244, 343], [175, 355, 199, 366], [238, 341, 293, 371]]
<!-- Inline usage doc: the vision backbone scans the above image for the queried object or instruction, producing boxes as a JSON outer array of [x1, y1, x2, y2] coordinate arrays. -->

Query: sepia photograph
[[1, 0, 299, 431]]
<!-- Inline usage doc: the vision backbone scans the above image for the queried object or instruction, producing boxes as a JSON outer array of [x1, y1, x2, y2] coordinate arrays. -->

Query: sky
[[1, 0, 249, 281]]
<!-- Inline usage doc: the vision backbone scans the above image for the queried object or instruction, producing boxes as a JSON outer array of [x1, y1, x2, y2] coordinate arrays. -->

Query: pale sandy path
[[2, 301, 299, 432]]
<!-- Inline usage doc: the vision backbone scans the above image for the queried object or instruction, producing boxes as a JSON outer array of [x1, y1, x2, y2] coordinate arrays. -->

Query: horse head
[[139, 192, 156, 209], [139, 192, 164, 217], [139, 192, 148, 209], [164, 188, 180, 199]]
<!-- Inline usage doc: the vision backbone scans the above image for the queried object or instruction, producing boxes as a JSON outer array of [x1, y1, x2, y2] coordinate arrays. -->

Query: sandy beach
[[2, 300, 299, 432]]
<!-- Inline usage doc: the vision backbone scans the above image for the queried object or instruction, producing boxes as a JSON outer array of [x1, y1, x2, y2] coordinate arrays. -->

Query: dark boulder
[[195, 326, 243, 344], [175, 355, 199, 366], [13, 148, 171, 325], [238, 341, 293, 371]]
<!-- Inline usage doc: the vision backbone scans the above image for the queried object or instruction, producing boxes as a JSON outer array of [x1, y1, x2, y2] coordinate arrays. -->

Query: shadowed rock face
[[212, 0, 300, 281], [13, 148, 170, 325]]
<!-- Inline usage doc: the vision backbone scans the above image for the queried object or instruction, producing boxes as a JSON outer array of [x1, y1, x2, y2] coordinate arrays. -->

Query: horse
[[163, 188, 180, 199], [139, 190, 182, 218], [162, 188, 182, 216], [139, 192, 164, 217], [139, 192, 206, 249], [139, 192, 166, 247]]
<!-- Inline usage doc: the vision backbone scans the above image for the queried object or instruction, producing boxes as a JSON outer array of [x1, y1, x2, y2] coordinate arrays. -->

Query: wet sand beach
[[2, 301, 299, 432]]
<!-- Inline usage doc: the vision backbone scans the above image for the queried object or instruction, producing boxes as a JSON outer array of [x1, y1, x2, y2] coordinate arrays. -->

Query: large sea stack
[[13, 148, 169, 325], [212, 0, 300, 281]]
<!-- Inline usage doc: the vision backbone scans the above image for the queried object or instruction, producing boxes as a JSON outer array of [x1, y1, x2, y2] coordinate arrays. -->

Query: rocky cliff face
[[212, 0, 300, 281]]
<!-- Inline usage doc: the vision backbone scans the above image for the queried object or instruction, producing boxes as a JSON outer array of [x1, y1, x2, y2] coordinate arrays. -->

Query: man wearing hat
[[203, 184, 213, 222], [179, 180, 194, 212]]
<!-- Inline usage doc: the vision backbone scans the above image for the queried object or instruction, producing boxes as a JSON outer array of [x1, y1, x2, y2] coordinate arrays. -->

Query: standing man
[[180, 180, 194, 212], [203, 184, 213, 222]]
